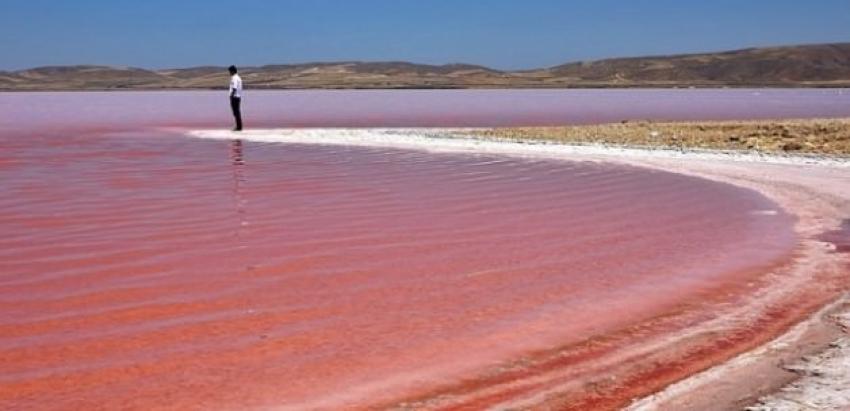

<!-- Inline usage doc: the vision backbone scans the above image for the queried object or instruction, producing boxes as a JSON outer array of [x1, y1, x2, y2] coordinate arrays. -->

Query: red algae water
[[0, 90, 838, 409]]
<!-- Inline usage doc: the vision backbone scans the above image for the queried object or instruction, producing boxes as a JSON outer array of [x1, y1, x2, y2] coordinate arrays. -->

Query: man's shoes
[[232, 127, 242, 132]]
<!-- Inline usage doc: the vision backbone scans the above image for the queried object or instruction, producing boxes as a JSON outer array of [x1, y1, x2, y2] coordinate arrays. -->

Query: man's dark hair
[[228, 65, 238, 74]]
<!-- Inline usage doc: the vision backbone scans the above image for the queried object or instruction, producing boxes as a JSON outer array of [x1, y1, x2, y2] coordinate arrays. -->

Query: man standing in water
[[228, 65, 243, 131]]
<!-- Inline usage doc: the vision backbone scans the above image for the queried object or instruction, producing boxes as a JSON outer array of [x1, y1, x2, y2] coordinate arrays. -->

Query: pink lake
[[1, 89, 842, 409]]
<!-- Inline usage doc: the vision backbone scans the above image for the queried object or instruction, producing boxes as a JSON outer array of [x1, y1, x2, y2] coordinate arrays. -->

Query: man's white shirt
[[229, 74, 243, 98]]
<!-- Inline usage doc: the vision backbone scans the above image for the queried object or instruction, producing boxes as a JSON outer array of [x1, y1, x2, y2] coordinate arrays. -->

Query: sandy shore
[[191, 128, 850, 409]]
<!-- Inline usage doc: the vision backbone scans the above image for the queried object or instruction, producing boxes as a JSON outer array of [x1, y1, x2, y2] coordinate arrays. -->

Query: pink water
[[0, 90, 816, 409], [2, 89, 849, 134]]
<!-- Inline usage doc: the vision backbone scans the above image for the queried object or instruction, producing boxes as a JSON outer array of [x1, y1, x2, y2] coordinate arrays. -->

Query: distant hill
[[2, 43, 849, 90], [546, 43, 850, 86]]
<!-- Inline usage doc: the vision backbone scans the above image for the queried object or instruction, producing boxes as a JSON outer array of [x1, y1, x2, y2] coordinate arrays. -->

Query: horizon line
[[5, 40, 849, 73]]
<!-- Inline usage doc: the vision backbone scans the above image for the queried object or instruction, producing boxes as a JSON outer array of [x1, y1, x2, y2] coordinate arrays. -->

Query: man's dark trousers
[[230, 96, 243, 131]]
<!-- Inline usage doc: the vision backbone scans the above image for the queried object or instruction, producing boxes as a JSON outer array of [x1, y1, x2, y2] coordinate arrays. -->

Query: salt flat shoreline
[[188, 127, 850, 410], [469, 118, 850, 157]]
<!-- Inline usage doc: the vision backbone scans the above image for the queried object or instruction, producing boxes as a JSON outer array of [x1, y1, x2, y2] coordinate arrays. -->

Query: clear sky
[[2, 0, 850, 71]]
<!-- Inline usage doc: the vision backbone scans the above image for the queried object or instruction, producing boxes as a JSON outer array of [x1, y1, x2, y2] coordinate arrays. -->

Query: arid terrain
[[470, 118, 850, 156], [1, 43, 849, 90]]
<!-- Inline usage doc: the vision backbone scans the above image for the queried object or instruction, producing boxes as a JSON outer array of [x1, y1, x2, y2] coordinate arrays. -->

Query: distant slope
[[545, 43, 850, 86], [2, 43, 849, 90], [11, 66, 173, 89]]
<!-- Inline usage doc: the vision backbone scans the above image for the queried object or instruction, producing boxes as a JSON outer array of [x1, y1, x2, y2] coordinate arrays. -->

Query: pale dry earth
[[470, 118, 850, 156]]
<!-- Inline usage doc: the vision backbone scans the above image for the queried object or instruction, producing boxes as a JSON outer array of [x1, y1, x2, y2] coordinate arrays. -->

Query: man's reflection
[[231, 139, 247, 243], [231, 139, 245, 166]]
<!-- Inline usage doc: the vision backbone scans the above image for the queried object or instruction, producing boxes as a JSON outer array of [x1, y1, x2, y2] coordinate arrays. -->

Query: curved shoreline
[[188, 128, 850, 409]]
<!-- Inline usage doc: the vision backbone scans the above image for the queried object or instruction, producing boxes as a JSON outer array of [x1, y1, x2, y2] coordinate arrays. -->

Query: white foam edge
[[187, 128, 850, 168]]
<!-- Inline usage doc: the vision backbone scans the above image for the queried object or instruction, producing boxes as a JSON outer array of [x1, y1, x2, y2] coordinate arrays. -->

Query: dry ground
[[470, 118, 850, 156]]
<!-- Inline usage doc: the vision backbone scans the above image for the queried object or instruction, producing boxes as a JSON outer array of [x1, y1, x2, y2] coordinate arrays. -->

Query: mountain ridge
[[2, 42, 849, 90]]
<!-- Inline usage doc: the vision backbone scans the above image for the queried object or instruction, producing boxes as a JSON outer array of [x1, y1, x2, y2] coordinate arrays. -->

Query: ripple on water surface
[[0, 130, 796, 409]]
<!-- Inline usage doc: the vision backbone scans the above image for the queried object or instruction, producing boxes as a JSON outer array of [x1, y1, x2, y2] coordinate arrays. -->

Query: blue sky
[[2, 0, 850, 70]]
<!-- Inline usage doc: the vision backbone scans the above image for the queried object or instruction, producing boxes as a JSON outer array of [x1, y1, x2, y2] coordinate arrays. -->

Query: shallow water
[[0, 125, 798, 408], [1, 89, 849, 134]]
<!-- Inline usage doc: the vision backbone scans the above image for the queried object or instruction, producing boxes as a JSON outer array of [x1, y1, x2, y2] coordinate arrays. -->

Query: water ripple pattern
[[0, 129, 795, 410]]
